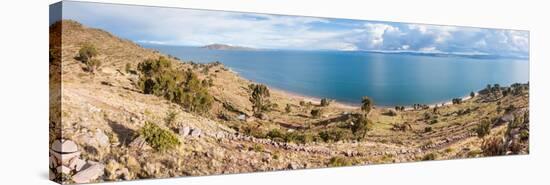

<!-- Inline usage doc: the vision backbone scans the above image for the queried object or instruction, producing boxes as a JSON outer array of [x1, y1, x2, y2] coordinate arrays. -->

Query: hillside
[[50, 20, 529, 184]]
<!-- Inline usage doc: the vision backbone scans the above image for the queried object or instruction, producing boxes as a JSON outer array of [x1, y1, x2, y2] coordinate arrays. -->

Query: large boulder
[[72, 163, 105, 184]]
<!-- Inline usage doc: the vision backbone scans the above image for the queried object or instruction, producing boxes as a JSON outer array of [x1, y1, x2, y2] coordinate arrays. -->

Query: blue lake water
[[145, 45, 529, 106]]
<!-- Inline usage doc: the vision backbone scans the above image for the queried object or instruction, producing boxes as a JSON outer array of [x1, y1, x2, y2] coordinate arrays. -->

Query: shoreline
[[266, 83, 480, 111]]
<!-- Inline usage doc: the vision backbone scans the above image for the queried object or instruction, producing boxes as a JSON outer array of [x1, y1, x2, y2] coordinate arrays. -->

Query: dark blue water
[[146, 45, 529, 106]]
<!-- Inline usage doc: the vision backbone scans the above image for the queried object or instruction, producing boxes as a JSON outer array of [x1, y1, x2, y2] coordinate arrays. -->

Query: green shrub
[[86, 59, 101, 73], [267, 129, 284, 140], [350, 114, 372, 140], [137, 57, 213, 113], [476, 119, 491, 138], [164, 110, 178, 128], [424, 126, 433, 133], [328, 156, 352, 167], [361, 96, 373, 114], [422, 153, 437, 161], [320, 98, 331, 107], [481, 137, 505, 156], [252, 144, 264, 152], [125, 63, 132, 73], [77, 43, 100, 73], [249, 84, 271, 117], [139, 122, 181, 152], [310, 108, 323, 118], [319, 128, 349, 142], [285, 104, 292, 113], [78, 43, 98, 63]]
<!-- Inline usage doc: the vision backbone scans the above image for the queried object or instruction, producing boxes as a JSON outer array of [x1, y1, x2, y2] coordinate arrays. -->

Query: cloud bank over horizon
[[62, 1, 529, 58]]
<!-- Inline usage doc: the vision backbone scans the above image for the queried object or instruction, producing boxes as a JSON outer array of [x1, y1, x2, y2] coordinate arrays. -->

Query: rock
[[49, 169, 56, 180], [125, 156, 141, 172], [72, 163, 105, 184], [129, 136, 149, 149], [94, 129, 110, 147], [69, 157, 87, 171], [57, 165, 72, 174], [259, 113, 269, 120], [50, 155, 58, 168], [288, 163, 298, 170], [215, 131, 225, 139], [179, 126, 191, 136], [51, 139, 79, 153], [116, 168, 131, 180], [190, 128, 202, 137], [237, 114, 246, 121]]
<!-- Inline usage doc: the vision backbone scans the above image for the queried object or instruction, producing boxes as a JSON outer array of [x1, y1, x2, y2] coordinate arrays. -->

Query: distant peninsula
[[201, 43, 255, 50]]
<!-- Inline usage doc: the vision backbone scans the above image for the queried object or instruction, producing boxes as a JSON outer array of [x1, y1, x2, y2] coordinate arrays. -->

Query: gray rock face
[[288, 163, 298, 170], [237, 114, 246, 121], [179, 126, 191, 136], [129, 136, 149, 149], [94, 129, 110, 147], [49, 169, 56, 180], [52, 139, 79, 153], [191, 128, 202, 137], [72, 163, 105, 184], [69, 158, 87, 172], [57, 165, 72, 175]]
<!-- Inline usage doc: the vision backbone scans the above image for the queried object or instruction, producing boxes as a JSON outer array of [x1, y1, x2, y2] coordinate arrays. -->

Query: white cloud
[[63, 1, 529, 57]]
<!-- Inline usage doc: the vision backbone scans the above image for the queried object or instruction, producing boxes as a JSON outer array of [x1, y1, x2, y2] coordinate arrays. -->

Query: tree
[[78, 43, 98, 63], [351, 114, 372, 140], [310, 108, 322, 118], [361, 96, 373, 115], [249, 84, 271, 117], [320, 98, 331, 107], [476, 118, 491, 138], [285, 104, 292, 114], [470, 91, 475, 98], [77, 43, 100, 73], [137, 57, 212, 114]]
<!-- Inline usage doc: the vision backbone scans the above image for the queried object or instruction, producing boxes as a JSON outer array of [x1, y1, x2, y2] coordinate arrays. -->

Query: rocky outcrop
[[49, 139, 104, 183]]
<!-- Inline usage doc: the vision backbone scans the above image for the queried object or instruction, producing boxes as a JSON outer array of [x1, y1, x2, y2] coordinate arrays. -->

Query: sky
[[60, 1, 529, 58]]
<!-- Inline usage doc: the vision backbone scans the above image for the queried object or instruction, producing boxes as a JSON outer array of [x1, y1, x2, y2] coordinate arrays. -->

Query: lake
[[145, 45, 529, 106]]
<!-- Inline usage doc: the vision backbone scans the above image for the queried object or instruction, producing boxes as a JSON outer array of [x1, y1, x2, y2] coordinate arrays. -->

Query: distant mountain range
[[201, 44, 255, 51]]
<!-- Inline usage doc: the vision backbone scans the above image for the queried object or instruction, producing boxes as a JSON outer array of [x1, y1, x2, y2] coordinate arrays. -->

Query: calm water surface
[[146, 45, 529, 106]]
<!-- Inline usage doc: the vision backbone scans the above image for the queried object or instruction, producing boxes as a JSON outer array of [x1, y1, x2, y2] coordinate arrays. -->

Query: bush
[[86, 59, 101, 73], [361, 96, 373, 114], [310, 108, 323, 118], [252, 144, 264, 152], [422, 153, 437, 161], [481, 137, 505, 156], [319, 128, 349, 142], [320, 98, 331, 107], [424, 126, 433, 133], [78, 43, 98, 63], [139, 122, 181, 152], [249, 84, 271, 117], [285, 104, 292, 113], [77, 43, 100, 73], [350, 114, 372, 140], [328, 156, 352, 167], [137, 57, 213, 113], [476, 119, 491, 138], [267, 129, 284, 140], [164, 110, 178, 128], [125, 63, 132, 73]]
